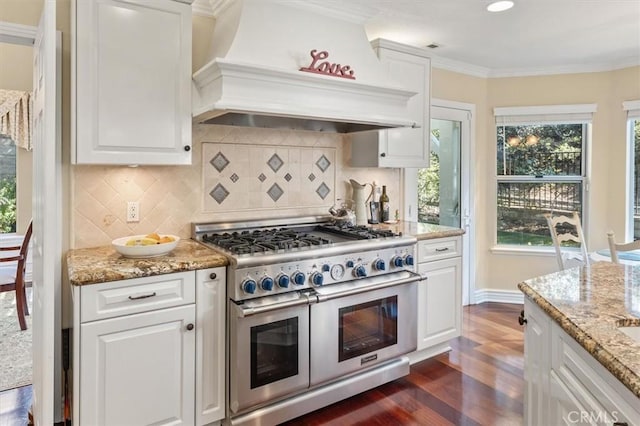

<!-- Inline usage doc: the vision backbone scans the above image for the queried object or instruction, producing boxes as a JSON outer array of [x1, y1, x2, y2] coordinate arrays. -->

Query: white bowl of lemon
[[112, 233, 180, 258]]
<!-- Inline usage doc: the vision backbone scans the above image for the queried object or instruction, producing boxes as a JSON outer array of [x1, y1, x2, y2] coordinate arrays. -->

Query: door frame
[[0, 16, 63, 423], [402, 99, 475, 305]]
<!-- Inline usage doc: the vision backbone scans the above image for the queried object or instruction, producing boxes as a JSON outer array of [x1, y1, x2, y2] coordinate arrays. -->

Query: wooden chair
[[606, 231, 640, 263], [544, 212, 589, 270], [0, 221, 33, 330]]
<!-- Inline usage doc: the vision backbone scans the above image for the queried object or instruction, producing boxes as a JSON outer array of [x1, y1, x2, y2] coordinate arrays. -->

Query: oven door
[[309, 271, 419, 386], [228, 292, 311, 414]]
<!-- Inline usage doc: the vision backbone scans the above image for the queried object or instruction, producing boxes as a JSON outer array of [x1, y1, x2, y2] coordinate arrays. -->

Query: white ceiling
[[357, 0, 640, 77], [193, 0, 640, 78]]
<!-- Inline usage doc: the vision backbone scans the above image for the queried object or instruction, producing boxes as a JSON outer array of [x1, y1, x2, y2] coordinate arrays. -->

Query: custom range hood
[[192, 0, 417, 133]]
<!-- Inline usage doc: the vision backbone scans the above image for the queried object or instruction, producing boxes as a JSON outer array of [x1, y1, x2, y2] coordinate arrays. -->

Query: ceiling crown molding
[[192, 0, 376, 22]]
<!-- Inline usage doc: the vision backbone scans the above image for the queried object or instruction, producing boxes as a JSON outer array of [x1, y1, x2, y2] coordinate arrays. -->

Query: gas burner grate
[[202, 228, 333, 255], [318, 224, 399, 240]]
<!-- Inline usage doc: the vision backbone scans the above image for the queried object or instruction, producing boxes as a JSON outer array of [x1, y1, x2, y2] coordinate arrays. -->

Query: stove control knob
[[311, 271, 324, 286], [241, 278, 257, 294], [404, 254, 415, 266], [354, 265, 367, 278], [260, 276, 274, 291], [321, 264, 331, 272], [346, 260, 355, 268], [392, 256, 404, 268], [373, 259, 386, 271], [276, 273, 290, 288], [291, 271, 306, 286]]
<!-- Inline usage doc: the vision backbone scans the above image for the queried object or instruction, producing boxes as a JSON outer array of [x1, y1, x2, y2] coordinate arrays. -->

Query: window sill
[[490, 246, 558, 257]]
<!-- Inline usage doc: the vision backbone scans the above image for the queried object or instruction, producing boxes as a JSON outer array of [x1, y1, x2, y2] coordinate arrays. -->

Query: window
[[624, 100, 640, 240], [494, 105, 595, 247], [0, 134, 16, 233]]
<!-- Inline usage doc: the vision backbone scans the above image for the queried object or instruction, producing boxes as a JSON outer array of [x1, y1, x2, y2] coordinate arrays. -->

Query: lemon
[[125, 237, 159, 246]]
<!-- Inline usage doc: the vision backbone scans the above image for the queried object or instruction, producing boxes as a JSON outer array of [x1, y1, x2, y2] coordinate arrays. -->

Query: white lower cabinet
[[413, 236, 462, 360], [73, 267, 226, 426], [523, 297, 640, 426]]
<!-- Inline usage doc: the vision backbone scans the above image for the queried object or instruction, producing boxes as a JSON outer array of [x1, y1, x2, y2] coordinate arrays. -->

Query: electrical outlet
[[127, 201, 140, 222]]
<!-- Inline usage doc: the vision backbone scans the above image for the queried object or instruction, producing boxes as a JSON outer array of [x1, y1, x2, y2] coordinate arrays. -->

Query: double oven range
[[193, 216, 421, 425]]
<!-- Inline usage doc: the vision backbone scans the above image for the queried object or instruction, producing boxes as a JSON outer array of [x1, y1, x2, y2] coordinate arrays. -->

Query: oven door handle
[[234, 293, 314, 318], [315, 272, 422, 302]]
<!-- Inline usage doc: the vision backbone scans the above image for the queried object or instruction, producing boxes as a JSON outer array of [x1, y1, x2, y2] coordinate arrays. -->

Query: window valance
[[0, 89, 32, 151], [623, 100, 640, 120], [494, 104, 597, 125]]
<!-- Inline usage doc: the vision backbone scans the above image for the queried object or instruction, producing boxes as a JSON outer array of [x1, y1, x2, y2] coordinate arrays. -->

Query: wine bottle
[[379, 185, 390, 222]]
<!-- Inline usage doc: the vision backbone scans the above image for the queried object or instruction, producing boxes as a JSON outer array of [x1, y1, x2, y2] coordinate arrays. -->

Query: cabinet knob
[[518, 310, 527, 326], [186, 323, 194, 331], [184, 145, 191, 152], [209, 272, 217, 280], [380, 152, 386, 157]]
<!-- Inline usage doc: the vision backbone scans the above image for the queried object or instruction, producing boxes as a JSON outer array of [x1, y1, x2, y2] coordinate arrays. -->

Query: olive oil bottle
[[379, 185, 390, 222]]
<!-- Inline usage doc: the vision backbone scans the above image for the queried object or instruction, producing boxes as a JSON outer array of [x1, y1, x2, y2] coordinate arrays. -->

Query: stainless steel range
[[193, 216, 420, 426]]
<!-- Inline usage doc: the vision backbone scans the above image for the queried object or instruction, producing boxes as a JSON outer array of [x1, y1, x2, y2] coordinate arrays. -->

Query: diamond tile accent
[[267, 183, 284, 202], [210, 152, 230, 173], [316, 155, 330, 172], [267, 153, 284, 173], [210, 183, 230, 204], [284, 173, 292, 182], [316, 182, 330, 200], [258, 173, 267, 182], [308, 173, 316, 182], [230, 173, 239, 183]]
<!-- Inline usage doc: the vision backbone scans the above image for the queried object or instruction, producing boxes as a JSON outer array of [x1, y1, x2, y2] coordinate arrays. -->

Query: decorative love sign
[[299, 49, 356, 80]]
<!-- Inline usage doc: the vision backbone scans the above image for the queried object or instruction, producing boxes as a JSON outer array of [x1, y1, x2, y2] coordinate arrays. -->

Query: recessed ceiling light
[[487, 0, 514, 12]]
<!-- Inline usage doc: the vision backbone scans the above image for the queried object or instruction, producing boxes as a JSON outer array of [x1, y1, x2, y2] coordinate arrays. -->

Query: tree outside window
[[496, 123, 586, 246], [0, 134, 17, 233]]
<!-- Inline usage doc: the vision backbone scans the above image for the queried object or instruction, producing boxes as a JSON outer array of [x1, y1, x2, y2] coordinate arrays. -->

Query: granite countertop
[[373, 220, 465, 240], [518, 261, 640, 398], [67, 239, 229, 286]]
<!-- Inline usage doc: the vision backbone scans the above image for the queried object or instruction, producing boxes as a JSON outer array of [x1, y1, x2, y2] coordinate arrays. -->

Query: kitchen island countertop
[[518, 261, 640, 398], [67, 239, 228, 286], [374, 220, 465, 240]]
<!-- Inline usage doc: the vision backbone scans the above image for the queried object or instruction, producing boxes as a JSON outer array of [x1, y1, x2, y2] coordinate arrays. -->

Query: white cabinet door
[[80, 304, 196, 426], [350, 40, 430, 168], [416, 256, 461, 350], [523, 298, 551, 426], [74, 0, 192, 165], [195, 267, 226, 426]]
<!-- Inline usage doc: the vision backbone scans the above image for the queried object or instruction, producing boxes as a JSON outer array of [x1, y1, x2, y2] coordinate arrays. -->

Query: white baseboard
[[473, 289, 524, 304]]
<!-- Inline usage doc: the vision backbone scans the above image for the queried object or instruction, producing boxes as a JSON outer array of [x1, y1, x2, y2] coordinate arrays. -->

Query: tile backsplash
[[71, 124, 400, 248], [202, 143, 336, 213]]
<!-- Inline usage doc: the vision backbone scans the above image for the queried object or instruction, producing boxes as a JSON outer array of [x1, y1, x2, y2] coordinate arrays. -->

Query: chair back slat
[[606, 231, 640, 263], [545, 212, 589, 270]]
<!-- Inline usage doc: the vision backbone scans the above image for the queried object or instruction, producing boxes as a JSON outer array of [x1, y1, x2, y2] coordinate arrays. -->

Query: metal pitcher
[[349, 179, 374, 226]]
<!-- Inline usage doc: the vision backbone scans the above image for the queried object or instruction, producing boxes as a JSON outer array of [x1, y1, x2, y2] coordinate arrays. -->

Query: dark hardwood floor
[[0, 303, 524, 426], [282, 302, 525, 426]]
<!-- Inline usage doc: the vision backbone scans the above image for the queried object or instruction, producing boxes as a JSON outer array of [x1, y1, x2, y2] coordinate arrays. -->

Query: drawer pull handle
[[186, 323, 194, 331], [613, 423, 628, 426], [209, 272, 217, 280], [128, 292, 157, 300], [435, 248, 449, 252]]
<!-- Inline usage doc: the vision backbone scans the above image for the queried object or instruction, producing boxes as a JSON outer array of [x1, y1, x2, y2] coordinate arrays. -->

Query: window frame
[[623, 100, 640, 241], [492, 104, 595, 252]]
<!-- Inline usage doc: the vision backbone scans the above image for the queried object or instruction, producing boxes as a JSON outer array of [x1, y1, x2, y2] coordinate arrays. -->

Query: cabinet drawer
[[417, 236, 461, 262], [80, 272, 195, 323]]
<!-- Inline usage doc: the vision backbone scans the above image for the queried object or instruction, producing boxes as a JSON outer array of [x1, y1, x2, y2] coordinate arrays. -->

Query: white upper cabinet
[[350, 39, 431, 168], [73, 0, 192, 165]]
